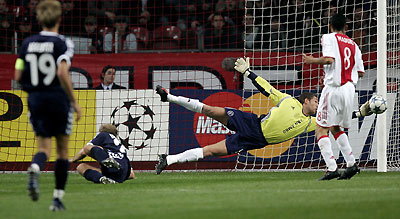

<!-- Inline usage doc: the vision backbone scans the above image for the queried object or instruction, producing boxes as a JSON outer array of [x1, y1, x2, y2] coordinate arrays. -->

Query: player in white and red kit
[[303, 13, 365, 180]]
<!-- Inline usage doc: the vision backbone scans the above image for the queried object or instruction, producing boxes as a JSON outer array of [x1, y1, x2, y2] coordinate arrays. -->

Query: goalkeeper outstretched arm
[[234, 57, 289, 105]]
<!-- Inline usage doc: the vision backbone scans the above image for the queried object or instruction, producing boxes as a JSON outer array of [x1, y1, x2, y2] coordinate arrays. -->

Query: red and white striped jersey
[[321, 32, 364, 87]]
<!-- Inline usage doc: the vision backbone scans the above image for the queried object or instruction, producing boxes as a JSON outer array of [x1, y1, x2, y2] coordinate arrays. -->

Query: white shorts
[[316, 82, 355, 128]]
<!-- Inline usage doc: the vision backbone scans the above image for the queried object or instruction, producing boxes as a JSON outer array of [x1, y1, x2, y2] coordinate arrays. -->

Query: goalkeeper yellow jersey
[[249, 72, 317, 144]]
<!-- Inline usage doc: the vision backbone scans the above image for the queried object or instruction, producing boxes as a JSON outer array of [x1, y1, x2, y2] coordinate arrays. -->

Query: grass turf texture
[[1, 171, 400, 219]]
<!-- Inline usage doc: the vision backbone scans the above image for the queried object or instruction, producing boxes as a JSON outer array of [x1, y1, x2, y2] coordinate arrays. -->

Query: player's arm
[[14, 58, 24, 82], [303, 54, 334, 65], [355, 45, 365, 78], [304, 34, 335, 66], [58, 60, 82, 121], [234, 57, 289, 105], [128, 168, 135, 180], [14, 40, 27, 82], [70, 141, 105, 162], [70, 147, 87, 163]]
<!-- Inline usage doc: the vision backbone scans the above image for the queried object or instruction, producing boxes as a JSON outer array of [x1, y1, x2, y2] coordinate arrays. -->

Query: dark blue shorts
[[225, 108, 268, 155], [101, 157, 131, 183], [28, 91, 72, 137]]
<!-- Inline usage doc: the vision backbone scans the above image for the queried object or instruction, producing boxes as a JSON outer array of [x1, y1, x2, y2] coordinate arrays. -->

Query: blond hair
[[36, 0, 62, 28], [99, 124, 118, 136]]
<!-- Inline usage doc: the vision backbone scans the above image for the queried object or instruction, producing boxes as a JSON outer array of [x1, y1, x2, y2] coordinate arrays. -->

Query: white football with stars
[[369, 95, 387, 114]]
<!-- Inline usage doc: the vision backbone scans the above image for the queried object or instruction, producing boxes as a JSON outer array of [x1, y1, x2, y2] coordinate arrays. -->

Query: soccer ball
[[110, 100, 156, 150], [369, 95, 387, 114]]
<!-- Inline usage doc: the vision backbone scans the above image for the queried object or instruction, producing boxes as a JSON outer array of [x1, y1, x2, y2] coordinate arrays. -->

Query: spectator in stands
[[103, 16, 137, 53], [311, 3, 337, 46], [169, 0, 198, 31], [249, 0, 287, 50], [95, 65, 126, 90], [80, 16, 103, 54], [215, 0, 245, 27], [130, 0, 169, 31], [88, 0, 119, 26], [17, 0, 40, 40], [284, 0, 313, 50], [252, 0, 281, 26], [60, 0, 82, 36], [0, 0, 14, 52], [260, 17, 286, 50], [366, 10, 377, 52], [194, 0, 215, 27], [238, 13, 260, 50], [137, 13, 151, 30], [351, 6, 369, 52], [204, 13, 239, 49]]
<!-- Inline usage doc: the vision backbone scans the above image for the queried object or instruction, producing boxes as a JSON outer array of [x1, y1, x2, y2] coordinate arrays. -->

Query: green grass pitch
[[1, 171, 400, 218]]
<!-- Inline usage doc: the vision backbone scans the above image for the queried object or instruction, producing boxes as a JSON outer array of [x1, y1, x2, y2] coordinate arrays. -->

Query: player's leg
[[331, 126, 355, 167], [316, 126, 340, 180], [84, 144, 120, 169], [331, 127, 360, 180], [49, 134, 70, 211], [27, 136, 52, 201], [77, 163, 117, 184], [315, 86, 340, 180], [155, 85, 229, 125], [202, 105, 229, 126], [167, 139, 228, 163], [336, 83, 360, 180], [155, 140, 228, 174]]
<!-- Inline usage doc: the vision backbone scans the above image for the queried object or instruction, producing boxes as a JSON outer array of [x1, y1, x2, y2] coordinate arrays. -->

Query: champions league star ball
[[369, 95, 387, 114], [110, 100, 156, 150]]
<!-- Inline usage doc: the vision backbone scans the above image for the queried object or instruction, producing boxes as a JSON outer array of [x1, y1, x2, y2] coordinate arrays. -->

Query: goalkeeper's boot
[[318, 169, 340, 181], [156, 85, 168, 102], [338, 164, 360, 180], [155, 154, 168, 174], [49, 198, 66, 211], [100, 157, 120, 170], [100, 176, 118, 184], [27, 165, 40, 201]]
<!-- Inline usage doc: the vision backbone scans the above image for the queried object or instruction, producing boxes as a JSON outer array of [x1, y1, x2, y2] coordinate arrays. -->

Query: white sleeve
[[56, 38, 74, 67], [321, 34, 335, 58], [104, 33, 113, 52], [355, 45, 365, 73]]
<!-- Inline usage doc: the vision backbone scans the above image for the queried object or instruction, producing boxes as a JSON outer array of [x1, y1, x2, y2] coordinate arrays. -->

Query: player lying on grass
[[71, 124, 135, 184], [155, 57, 375, 177]]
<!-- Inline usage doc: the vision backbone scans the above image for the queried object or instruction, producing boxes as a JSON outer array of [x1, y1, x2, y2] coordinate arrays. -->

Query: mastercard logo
[[193, 92, 293, 159]]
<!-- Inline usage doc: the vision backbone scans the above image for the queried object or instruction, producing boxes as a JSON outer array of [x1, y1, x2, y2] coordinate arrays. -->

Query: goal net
[[386, 0, 400, 169], [0, 0, 399, 173], [237, 0, 400, 171]]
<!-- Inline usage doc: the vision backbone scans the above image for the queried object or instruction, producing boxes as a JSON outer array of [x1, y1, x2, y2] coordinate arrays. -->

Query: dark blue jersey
[[89, 132, 127, 155], [18, 31, 74, 92], [89, 132, 132, 182]]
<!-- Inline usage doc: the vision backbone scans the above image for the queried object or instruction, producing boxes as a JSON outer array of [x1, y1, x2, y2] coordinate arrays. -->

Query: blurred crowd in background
[[0, 0, 378, 54]]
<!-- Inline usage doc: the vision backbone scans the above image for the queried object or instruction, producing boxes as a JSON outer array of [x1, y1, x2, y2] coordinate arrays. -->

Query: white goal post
[[376, 0, 387, 172]]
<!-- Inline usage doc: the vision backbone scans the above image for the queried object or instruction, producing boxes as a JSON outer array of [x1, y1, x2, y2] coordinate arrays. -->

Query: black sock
[[54, 159, 69, 190], [31, 152, 47, 170], [90, 146, 108, 162], [83, 169, 103, 183]]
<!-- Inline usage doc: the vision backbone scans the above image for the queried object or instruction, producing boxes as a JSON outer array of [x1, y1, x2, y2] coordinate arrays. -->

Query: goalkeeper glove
[[355, 100, 373, 118], [234, 57, 250, 77]]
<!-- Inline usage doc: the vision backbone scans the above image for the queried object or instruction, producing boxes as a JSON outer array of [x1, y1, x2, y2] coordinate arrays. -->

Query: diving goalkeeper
[[155, 57, 373, 174]]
